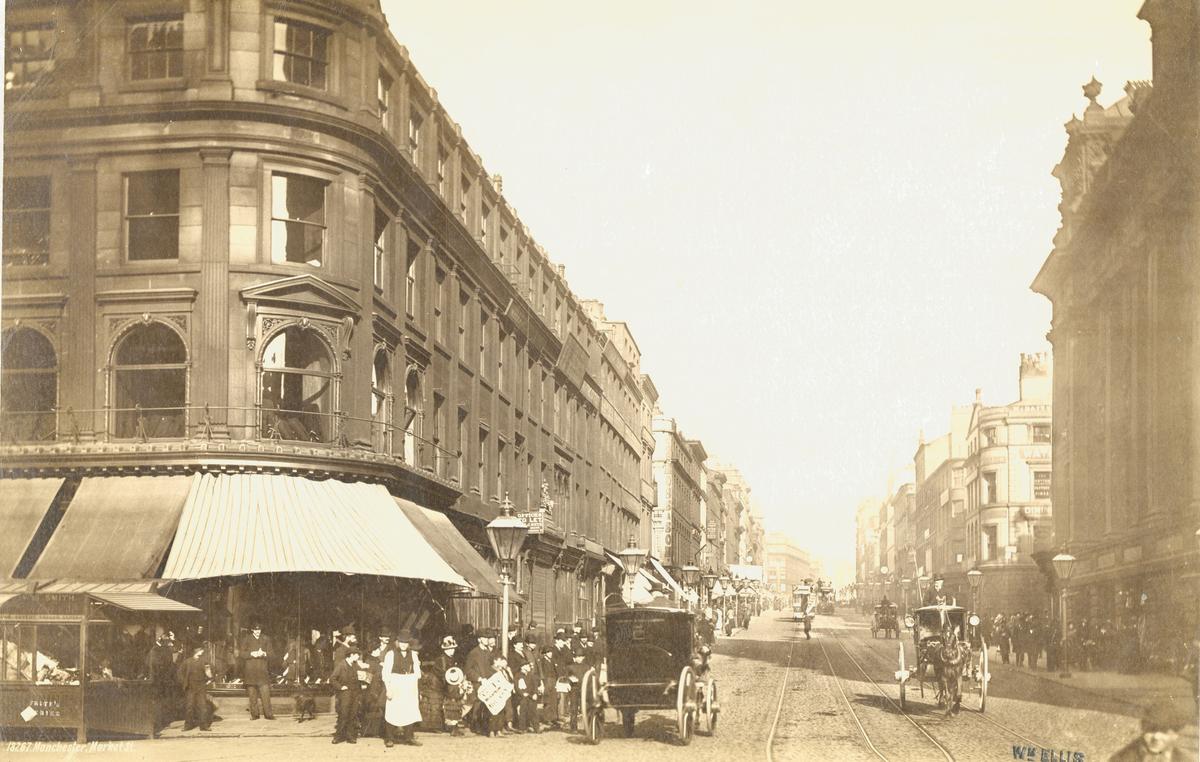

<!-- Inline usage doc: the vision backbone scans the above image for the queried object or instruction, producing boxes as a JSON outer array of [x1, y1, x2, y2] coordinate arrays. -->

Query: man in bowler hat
[[239, 621, 274, 720]]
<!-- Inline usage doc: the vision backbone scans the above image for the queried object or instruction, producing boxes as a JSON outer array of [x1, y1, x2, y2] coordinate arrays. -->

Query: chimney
[[1019, 352, 1052, 401]]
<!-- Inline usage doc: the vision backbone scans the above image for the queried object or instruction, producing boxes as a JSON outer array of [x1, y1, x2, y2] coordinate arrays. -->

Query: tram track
[[825, 621, 1056, 755], [764, 620, 799, 762]]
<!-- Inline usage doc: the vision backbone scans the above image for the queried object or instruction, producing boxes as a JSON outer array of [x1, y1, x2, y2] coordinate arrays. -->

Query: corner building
[[1032, 0, 1200, 652], [0, 0, 654, 649]]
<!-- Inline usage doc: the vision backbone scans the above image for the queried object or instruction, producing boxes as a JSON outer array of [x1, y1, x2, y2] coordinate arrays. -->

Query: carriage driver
[[922, 575, 949, 606]]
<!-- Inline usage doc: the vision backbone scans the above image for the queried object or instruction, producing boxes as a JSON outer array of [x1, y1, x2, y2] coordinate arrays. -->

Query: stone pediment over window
[[240, 275, 360, 319]]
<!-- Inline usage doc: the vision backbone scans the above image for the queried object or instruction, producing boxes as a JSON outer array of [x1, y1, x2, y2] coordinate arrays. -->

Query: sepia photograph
[[0, 1, 1197, 759]]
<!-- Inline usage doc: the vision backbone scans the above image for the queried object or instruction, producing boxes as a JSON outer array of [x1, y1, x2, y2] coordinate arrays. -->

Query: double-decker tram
[[792, 583, 812, 622]]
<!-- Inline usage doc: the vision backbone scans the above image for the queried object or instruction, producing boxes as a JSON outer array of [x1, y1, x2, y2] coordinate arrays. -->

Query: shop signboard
[[0, 685, 83, 729]]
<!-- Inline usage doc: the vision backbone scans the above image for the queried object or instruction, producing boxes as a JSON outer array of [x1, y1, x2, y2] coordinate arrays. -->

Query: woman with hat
[[432, 635, 468, 736], [381, 629, 422, 747]]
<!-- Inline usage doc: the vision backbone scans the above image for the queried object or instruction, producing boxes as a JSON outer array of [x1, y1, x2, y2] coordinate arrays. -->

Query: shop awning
[[648, 556, 685, 598], [28, 476, 193, 580], [0, 581, 200, 612], [0, 477, 63, 577], [160, 473, 468, 585], [393, 498, 507, 599]]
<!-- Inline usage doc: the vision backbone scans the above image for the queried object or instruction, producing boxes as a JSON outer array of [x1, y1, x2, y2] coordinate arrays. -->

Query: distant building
[[913, 407, 971, 604], [765, 532, 814, 593], [652, 417, 704, 567], [963, 355, 1054, 614], [1032, 0, 1199, 644]]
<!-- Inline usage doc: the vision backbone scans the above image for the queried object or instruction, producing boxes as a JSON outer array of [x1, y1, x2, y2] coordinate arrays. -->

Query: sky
[[379, 1, 1153, 584]]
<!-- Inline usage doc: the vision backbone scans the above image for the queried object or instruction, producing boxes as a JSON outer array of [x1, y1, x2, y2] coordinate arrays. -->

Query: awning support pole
[[78, 595, 88, 743]]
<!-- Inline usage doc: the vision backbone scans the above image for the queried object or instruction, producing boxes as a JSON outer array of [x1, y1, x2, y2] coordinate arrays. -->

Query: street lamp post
[[967, 568, 983, 614], [1052, 552, 1076, 677], [702, 572, 717, 610], [917, 574, 930, 604], [486, 494, 529, 660], [900, 577, 911, 617], [679, 565, 701, 612]]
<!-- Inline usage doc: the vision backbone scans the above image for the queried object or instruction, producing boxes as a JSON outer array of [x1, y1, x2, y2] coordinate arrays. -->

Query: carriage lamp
[[487, 494, 529, 659], [618, 536, 647, 605]]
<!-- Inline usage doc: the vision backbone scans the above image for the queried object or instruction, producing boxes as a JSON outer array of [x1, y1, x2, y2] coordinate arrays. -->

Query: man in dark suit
[[147, 630, 176, 736], [239, 621, 275, 720], [330, 647, 363, 744], [179, 646, 213, 731]]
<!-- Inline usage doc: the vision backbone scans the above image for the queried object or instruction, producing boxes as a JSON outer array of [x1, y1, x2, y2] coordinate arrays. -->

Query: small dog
[[294, 690, 317, 722]]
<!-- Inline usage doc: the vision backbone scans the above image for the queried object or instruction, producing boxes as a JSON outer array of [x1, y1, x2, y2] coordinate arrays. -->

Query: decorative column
[[195, 150, 232, 438], [62, 157, 98, 438]]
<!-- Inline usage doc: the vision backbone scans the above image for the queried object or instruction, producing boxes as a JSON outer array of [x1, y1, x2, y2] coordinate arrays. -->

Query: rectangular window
[[405, 239, 420, 317], [479, 308, 490, 376], [477, 426, 488, 493], [982, 525, 998, 561], [498, 329, 507, 392], [271, 173, 326, 266], [1033, 470, 1051, 500], [432, 393, 445, 476], [377, 69, 392, 130], [455, 408, 467, 483], [1032, 424, 1051, 443], [497, 439, 506, 501], [437, 146, 449, 198], [983, 471, 997, 505], [480, 204, 490, 248], [434, 267, 447, 342], [3, 176, 51, 266], [408, 109, 423, 159], [458, 290, 470, 358], [373, 206, 388, 288], [459, 174, 470, 221], [983, 427, 997, 447], [272, 19, 329, 90], [125, 170, 180, 261], [128, 18, 183, 81], [5, 24, 56, 89]]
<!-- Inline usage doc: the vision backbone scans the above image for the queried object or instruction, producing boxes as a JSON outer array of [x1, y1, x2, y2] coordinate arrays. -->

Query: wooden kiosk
[[0, 581, 200, 741]]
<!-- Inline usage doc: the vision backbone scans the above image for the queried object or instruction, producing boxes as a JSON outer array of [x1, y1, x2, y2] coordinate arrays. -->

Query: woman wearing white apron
[[382, 630, 423, 747]]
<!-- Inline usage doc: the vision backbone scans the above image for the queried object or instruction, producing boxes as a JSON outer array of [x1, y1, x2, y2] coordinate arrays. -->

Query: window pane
[[2, 329, 55, 369], [127, 170, 179, 216], [260, 370, 332, 442], [3, 211, 50, 264], [272, 220, 323, 266], [5, 176, 50, 210], [128, 216, 179, 261], [309, 61, 326, 90], [261, 326, 331, 374], [114, 368, 186, 438], [275, 174, 324, 224], [114, 323, 187, 365]]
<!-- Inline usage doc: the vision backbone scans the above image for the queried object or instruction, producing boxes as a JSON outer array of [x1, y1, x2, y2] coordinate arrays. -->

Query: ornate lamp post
[[486, 494, 529, 660], [701, 572, 717, 609], [679, 565, 701, 611], [1052, 552, 1076, 677], [967, 568, 983, 614], [900, 577, 911, 616], [917, 574, 930, 603], [618, 536, 648, 607]]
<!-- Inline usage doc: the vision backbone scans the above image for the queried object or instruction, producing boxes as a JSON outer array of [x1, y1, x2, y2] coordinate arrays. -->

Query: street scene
[[2, 0, 1199, 760]]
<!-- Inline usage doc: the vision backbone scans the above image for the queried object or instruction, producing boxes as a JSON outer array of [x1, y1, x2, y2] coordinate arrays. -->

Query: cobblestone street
[[12, 612, 1193, 762]]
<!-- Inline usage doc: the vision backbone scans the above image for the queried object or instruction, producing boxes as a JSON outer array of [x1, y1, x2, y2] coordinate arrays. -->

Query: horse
[[930, 625, 971, 717]]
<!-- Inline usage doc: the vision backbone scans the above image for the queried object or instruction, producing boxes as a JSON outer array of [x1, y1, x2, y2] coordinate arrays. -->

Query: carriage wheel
[[897, 642, 908, 711], [621, 710, 636, 737], [676, 665, 696, 744], [703, 680, 719, 735], [581, 668, 602, 744]]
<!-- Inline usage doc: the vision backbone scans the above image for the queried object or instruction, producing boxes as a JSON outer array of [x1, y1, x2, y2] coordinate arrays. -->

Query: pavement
[[3, 611, 1196, 761]]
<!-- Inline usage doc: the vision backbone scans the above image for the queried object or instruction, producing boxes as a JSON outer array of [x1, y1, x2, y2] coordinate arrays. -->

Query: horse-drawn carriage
[[895, 604, 988, 715], [871, 602, 899, 638], [579, 605, 718, 745]]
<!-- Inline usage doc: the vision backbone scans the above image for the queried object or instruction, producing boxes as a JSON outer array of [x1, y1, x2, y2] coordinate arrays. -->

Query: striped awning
[[29, 476, 192, 580], [648, 555, 685, 598], [0, 477, 63, 577], [392, 499, 522, 601], [160, 473, 468, 585]]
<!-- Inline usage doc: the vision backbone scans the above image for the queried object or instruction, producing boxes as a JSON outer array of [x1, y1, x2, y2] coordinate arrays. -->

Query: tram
[[792, 583, 812, 622]]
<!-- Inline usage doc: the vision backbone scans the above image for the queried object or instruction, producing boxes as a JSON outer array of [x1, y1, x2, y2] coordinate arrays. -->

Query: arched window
[[403, 370, 421, 464], [1, 328, 57, 441], [260, 325, 334, 442], [371, 350, 390, 452], [111, 322, 187, 439]]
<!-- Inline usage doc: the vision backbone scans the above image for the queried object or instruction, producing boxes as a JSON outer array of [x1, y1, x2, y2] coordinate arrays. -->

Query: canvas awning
[[0, 477, 63, 577], [393, 498, 521, 601], [160, 473, 468, 585], [648, 556, 685, 598], [28, 476, 192, 580], [0, 581, 200, 613]]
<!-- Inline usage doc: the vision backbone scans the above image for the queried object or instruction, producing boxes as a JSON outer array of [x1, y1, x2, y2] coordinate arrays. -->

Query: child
[[484, 655, 510, 737], [515, 661, 541, 733]]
